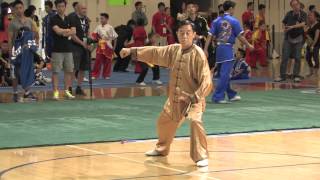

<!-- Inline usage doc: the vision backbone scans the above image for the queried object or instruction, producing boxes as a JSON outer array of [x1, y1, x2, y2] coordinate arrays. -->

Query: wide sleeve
[[193, 52, 213, 103], [133, 45, 177, 68]]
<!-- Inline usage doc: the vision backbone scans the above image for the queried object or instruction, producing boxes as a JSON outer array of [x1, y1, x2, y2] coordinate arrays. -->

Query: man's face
[[56, 3, 66, 14], [14, 4, 24, 16], [187, 4, 197, 15], [249, 4, 254, 11], [177, 25, 195, 48], [78, 4, 87, 16], [136, 3, 143, 11], [291, 0, 301, 11], [45, 5, 51, 13]]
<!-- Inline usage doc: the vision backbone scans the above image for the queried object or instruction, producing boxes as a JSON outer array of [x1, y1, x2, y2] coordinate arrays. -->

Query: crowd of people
[[0, 0, 319, 102]]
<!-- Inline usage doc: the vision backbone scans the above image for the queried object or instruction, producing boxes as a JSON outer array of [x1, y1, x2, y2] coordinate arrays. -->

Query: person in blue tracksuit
[[204, 1, 254, 103], [231, 48, 251, 80], [11, 27, 38, 101]]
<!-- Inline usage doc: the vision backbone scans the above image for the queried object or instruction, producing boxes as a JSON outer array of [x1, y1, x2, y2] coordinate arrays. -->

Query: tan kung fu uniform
[[132, 44, 213, 162]]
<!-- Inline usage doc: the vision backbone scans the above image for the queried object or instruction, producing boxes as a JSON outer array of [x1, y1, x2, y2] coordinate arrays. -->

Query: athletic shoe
[[274, 77, 286, 82], [76, 86, 86, 96], [196, 159, 208, 167], [145, 150, 161, 156], [152, 80, 163, 85], [230, 95, 241, 102], [294, 77, 301, 83], [214, 100, 229, 104], [83, 77, 89, 82], [23, 92, 37, 101], [53, 91, 59, 100], [136, 82, 146, 86], [64, 90, 75, 99]]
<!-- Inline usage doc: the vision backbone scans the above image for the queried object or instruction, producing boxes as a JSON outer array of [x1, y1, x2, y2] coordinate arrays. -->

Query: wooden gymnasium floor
[[1, 61, 320, 179]]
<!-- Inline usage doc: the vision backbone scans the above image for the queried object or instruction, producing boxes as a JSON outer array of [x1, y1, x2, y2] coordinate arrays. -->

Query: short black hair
[[127, 19, 136, 26], [238, 48, 246, 58], [223, 1, 236, 11], [158, 2, 165, 9], [177, 20, 195, 32], [186, 0, 197, 6], [258, 4, 266, 10], [247, 2, 254, 8], [136, 18, 144, 26], [54, 0, 66, 6], [135, 1, 142, 7], [72, 1, 79, 8], [45, 1, 53, 8], [12, 0, 24, 8], [28, 5, 36, 12], [100, 13, 109, 19], [309, 5, 316, 11]]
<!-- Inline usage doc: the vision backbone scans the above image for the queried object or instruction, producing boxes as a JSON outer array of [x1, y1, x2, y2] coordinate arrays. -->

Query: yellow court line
[[66, 145, 220, 180]]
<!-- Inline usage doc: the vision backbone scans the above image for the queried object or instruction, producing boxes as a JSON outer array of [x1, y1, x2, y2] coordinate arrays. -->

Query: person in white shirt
[[91, 13, 118, 80]]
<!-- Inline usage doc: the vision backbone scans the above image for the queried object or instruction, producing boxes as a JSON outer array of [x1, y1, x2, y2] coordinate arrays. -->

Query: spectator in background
[[177, 2, 187, 21], [50, 0, 76, 100], [275, 0, 307, 83], [8, 0, 39, 102], [305, 10, 320, 77], [218, 4, 224, 16], [165, 7, 175, 44], [42, 0, 56, 62], [242, 2, 254, 30], [243, 23, 254, 68], [255, 4, 266, 29], [132, 1, 148, 26], [0, 2, 10, 43], [69, 2, 90, 96], [91, 13, 118, 80], [0, 40, 11, 86], [186, 1, 208, 49], [25, 5, 39, 27], [113, 20, 135, 72], [152, 2, 168, 46], [68, 1, 79, 17], [231, 48, 251, 80], [252, 21, 269, 68]]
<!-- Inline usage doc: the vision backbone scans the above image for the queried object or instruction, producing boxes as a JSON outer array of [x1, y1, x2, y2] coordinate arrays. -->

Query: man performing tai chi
[[120, 20, 212, 167]]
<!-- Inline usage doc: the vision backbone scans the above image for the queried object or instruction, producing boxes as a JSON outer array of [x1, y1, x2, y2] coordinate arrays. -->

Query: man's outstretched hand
[[120, 48, 131, 58]]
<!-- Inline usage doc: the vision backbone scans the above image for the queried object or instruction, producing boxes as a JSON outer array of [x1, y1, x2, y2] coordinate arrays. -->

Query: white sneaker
[[145, 149, 161, 156], [136, 82, 146, 86], [105, 77, 111, 80], [196, 159, 208, 167], [230, 95, 241, 102], [152, 80, 163, 85], [215, 100, 229, 104], [83, 77, 89, 82]]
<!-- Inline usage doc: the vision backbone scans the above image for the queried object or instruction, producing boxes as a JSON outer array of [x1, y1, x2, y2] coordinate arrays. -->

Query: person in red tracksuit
[[243, 23, 254, 68], [252, 21, 269, 68], [165, 7, 175, 45], [91, 13, 118, 80], [131, 18, 147, 74]]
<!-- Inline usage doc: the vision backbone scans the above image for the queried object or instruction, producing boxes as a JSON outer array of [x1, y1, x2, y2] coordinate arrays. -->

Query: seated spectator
[[231, 48, 251, 80]]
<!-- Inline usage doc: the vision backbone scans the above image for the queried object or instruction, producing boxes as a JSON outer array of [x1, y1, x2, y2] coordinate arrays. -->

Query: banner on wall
[[108, 0, 131, 6]]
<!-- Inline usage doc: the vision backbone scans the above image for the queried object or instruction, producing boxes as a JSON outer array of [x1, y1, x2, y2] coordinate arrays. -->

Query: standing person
[[42, 1, 56, 62], [252, 21, 269, 68], [113, 19, 135, 72], [8, 0, 39, 102], [50, 0, 76, 100], [152, 2, 168, 46], [254, 4, 266, 29], [0, 2, 10, 43], [275, 0, 307, 83], [91, 13, 118, 80], [131, 1, 148, 26], [25, 5, 39, 27], [242, 2, 254, 30], [68, 2, 90, 96], [186, 1, 209, 49], [305, 11, 320, 77], [243, 23, 254, 68], [120, 20, 212, 167], [204, 1, 254, 103], [68, 2, 79, 17], [165, 7, 175, 45]]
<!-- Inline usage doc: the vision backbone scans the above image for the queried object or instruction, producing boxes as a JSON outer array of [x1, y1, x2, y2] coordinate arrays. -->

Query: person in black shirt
[[50, 0, 76, 100], [186, 1, 208, 49], [113, 19, 135, 72], [0, 41, 11, 86], [305, 11, 320, 77], [68, 2, 90, 95]]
